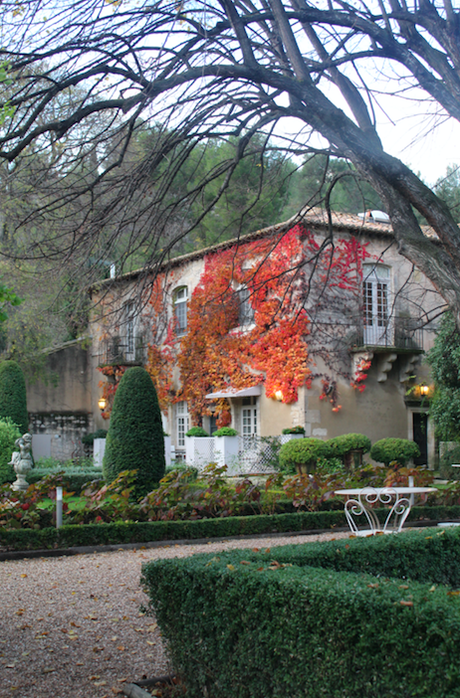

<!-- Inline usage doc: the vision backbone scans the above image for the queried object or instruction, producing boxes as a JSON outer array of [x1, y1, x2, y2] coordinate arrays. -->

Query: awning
[[205, 385, 262, 399]]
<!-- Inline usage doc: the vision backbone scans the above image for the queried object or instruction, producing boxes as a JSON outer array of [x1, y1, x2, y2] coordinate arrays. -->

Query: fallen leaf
[[15, 610, 24, 616], [367, 583, 379, 589], [399, 585, 409, 589], [93, 681, 107, 687], [252, 548, 259, 552], [42, 668, 56, 674], [117, 646, 125, 651], [147, 624, 157, 633], [240, 560, 250, 565], [5, 664, 16, 669], [89, 675, 100, 681], [448, 590, 460, 596], [146, 640, 156, 646], [400, 600, 414, 606], [20, 574, 27, 578], [226, 564, 235, 571]]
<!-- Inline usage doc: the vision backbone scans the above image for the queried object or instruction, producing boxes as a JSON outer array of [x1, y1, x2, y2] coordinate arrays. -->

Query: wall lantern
[[419, 384, 430, 397], [274, 390, 284, 402], [98, 396, 107, 411]]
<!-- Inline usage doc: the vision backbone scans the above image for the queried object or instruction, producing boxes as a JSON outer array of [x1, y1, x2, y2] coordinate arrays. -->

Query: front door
[[413, 412, 428, 466]]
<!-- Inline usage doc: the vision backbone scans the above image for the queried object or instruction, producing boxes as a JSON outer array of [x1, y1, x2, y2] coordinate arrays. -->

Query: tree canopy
[[0, 1, 460, 317]]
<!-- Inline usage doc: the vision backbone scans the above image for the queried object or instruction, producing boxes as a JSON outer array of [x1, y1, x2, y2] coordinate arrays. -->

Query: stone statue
[[10, 433, 33, 492]]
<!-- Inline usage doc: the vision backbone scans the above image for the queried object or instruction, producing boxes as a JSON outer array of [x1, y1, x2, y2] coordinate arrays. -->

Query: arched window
[[173, 286, 188, 336]]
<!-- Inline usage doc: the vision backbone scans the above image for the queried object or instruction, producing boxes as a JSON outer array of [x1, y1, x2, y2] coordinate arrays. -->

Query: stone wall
[[29, 412, 92, 462]]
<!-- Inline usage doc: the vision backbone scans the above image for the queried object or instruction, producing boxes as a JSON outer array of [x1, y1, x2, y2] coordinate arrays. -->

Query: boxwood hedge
[[142, 527, 460, 698]]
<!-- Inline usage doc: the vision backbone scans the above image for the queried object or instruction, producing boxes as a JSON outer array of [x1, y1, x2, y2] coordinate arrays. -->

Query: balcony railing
[[354, 317, 423, 351], [97, 337, 145, 366]]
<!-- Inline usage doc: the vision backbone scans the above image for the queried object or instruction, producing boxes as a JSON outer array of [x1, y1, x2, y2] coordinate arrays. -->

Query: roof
[[91, 207, 437, 290]]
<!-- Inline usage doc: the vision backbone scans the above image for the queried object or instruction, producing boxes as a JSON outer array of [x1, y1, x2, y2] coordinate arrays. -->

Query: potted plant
[[281, 425, 306, 444], [370, 438, 420, 467], [325, 433, 371, 470], [213, 427, 239, 473], [185, 427, 214, 470], [279, 437, 328, 475]]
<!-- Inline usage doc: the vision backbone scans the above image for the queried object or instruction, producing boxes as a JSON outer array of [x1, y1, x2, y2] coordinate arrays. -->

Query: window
[[174, 287, 188, 336], [123, 302, 136, 360], [362, 265, 393, 345], [237, 285, 255, 326], [176, 401, 189, 448], [241, 396, 258, 438]]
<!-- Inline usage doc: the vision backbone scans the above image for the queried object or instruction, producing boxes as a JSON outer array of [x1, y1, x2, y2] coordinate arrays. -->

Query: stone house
[[84, 209, 443, 468]]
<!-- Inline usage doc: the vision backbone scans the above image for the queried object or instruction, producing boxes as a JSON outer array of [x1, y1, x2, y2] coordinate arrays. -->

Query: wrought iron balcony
[[97, 336, 145, 366]]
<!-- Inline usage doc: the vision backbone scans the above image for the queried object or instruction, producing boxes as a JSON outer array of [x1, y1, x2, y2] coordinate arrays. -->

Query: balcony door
[[362, 265, 393, 346]]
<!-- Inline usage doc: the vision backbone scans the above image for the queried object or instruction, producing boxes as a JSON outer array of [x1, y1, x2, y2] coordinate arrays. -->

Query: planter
[[164, 435, 171, 468], [280, 433, 305, 445], [93, 438, 106, 468], [344, 448, 364, 470], [185, 436, 215, 470], [214, 436, 239, 474]]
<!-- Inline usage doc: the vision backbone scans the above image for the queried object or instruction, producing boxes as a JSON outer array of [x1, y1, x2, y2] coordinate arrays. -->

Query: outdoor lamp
[[274, 390, 283, 401], [98, 396, 107, 411], [420, 384, 429, 397]]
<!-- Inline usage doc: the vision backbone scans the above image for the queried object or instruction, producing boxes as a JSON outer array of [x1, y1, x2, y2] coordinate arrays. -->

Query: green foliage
[[81, 429, 108, 445], [185, 426, 209, 437], [278, 438, 328, 473], [281, 426, 305, 435], [27, 468, 102, 494], [435, 164, 460, 224], [283, 154, 383, 219], [0, 418, 21, 483], [214, 427, 238, 436], [427, 312, 460, 440], [439, 444, 460, 480], [370, 438, 420, 466], [103, 367, 165, 496], [141, 528, 460, 698], [326, 433, 371, 457], [0, 472, 70, 528], [70, 470, 140, 524], [0, 360, 28, 434]]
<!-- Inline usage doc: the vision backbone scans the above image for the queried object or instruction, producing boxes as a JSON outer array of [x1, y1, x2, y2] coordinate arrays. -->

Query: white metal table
[[334, 486, 436, 536]]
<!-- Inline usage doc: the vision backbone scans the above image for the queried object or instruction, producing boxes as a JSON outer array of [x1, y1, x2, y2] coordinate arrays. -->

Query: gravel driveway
[[0, 530, 350, 698]]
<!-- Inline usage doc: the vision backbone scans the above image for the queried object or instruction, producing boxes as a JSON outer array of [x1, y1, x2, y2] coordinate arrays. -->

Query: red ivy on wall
[[140, 224, 370, 423]]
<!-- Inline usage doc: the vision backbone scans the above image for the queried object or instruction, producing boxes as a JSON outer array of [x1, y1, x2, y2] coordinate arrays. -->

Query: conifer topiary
[[0, 360, 28, 434], [103, 366, 165, 497]]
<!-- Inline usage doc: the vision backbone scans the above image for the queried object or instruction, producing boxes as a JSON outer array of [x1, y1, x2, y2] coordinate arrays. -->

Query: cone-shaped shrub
[[103, 366, 165, 497], [0, 360, 28, 434]]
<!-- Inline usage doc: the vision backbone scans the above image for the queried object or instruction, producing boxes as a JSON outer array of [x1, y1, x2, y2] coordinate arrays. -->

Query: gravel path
[[0, 530, 351, 698]]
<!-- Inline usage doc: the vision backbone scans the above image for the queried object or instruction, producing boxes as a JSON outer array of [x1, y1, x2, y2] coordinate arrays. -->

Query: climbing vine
[[102, 224, 371, 422]]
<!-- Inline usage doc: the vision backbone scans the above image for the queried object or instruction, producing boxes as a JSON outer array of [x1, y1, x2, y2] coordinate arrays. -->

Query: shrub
[[81, 429, 108, 445], [281, 425, 305, 435], [103, 367, 165, 497], [326, 433, 371, 469], [141, 529, 460, 698], [0, 360, 28, 434], [0, 418, 21, 483], [370, 437, 420, 466], [214, 427, 238, 436], [438, 443, 460, 480], [278, 438, 328, 474], [185, 426, 209, 437]]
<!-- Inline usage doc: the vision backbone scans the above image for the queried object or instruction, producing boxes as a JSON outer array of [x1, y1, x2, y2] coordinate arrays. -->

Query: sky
[[381, 112, 460, 187]]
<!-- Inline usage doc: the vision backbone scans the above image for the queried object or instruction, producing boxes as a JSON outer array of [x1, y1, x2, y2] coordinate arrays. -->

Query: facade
[[87, 209, 443, 468]]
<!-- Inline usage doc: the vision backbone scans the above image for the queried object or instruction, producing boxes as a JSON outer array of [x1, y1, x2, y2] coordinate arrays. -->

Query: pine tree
[[103, 366, 165, 497], [0, 360, 29, 434]]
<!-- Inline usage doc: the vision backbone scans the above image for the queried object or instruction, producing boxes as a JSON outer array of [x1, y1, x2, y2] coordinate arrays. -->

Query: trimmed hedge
[[27, 468, 104, 494], [370, 437, 420, 466], [0, 360, 28, 434], [142, 528, 460, 698], [103, 367, 165, 496], [279, 437, 328, 473], [2, 505, 460, 552], [0, 418, 21, 484]]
